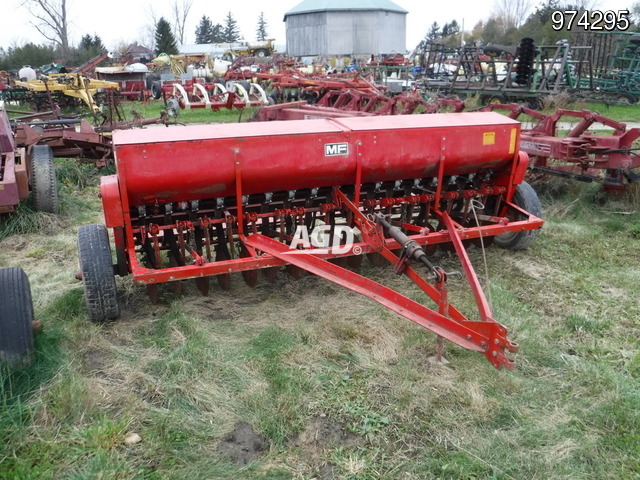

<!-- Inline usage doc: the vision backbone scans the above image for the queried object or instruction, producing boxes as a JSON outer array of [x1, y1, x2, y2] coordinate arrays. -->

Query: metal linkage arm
[[373, 213, 442, 280]]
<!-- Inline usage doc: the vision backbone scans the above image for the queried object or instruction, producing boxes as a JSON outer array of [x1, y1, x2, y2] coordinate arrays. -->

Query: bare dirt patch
[[295, 416, 364, 451], [292, 416, 365, 477], [216, 422, 268, 466]]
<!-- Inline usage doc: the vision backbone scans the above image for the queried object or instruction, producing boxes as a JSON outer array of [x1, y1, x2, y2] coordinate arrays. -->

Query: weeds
[[0, 203, 61, 242]]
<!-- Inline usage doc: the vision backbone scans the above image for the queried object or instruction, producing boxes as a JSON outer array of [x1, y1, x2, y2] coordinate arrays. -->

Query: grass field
[[0, 105, 638, 479]]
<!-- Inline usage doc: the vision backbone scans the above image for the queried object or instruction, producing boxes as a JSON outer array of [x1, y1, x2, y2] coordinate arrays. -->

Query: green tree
[[0, 43, 56, 71], [195, 15, 214, 43], [425, 22, 441, 42], [632, 1, 640, 28], [79, 34, 104, 50], [256, 12, 268, 41], [518, 0, 568, 44], [74, 34, 106, 66], [211, 23, 225, 43], [155, 17, 179, 55], [464, 20, 485, 45], [442, 20, 460, 37], [223, 11, 240, 42], [482, 17, 506, 44], [441, 20, 462, 48]]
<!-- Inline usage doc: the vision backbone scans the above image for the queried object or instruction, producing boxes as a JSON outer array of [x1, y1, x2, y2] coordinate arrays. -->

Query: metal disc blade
[[263, 267, 279, 283], [217, 274, 230, 290], [347, 253, 363, 268], [367, 252, 387, 267], [286, 264, 304, 280], [240, 246, 258, 287], [147, 284, 160, 304], [168, 256, 183, 294], [216, 248, 231, 290], [169, 281, 182, 295], [195, 277, 210, 296], [329, 257, 349, 268]]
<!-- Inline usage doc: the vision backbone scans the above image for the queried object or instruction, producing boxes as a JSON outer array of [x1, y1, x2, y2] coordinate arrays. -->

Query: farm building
[[284, 0, 408, 57]]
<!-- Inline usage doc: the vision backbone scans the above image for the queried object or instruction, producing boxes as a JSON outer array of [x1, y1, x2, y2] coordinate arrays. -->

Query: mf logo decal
[[325, 142, 349, 156]]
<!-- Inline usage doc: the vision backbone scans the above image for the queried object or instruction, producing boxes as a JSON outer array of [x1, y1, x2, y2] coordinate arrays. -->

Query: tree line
[[0, 34, 106, 72], [154, 11, 269, 56], [422, 0, 640, 50], [1, 0, 269, 71]]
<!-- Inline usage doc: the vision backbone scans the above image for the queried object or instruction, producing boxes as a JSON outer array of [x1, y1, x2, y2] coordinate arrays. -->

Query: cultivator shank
[[84, 113, 543, 369]]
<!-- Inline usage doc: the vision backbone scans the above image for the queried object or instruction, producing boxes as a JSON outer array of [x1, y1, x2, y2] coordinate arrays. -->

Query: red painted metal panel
[[100, 175, 124, 228], [0, 152, 20, 210], [114, 113, 520, 206], [0, 110, 15, 154]]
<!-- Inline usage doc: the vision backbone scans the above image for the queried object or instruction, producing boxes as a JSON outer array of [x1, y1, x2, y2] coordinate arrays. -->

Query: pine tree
[[211, 23, 225, 43], [79, 34, 93, 50], [155, 17, 179, 54], [223, 12, 240, 42], [79, 34, 104, 50], [425, 22, 441, 42], [442, 20, 460, 37], [256, 12, 268, 41], [94, 35, 105, 50], [195, 15, 214, 43]]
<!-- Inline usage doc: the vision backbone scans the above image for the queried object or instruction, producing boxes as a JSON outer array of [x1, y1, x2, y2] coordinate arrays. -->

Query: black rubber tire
[[151, 81, 162, 100], [255, 49, 268, 58], [483, 45, 504, 57], [494, 182, 542, 251], [77, 224, 120, 322], [486, 95, 505, 105], [30, 145, 59, 213], [617, 93, 638, 105], [525, 98, 543, 110], [0, 267, 35, 369]]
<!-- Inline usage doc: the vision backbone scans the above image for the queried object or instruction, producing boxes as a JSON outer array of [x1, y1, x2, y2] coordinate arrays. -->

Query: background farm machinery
[[480, 103, 640, 190], [12, 73, 120, 115], [77, 113, 543, 370], [415, 32, 640, 106], [0, 106, 58, 214]]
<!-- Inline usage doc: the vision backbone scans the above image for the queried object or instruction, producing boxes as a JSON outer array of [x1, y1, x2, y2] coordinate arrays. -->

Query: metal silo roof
[[284, 0, 408, 18]]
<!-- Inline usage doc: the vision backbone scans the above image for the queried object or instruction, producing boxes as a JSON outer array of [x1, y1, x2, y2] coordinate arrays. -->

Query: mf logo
[[324, 142, 349, 156]]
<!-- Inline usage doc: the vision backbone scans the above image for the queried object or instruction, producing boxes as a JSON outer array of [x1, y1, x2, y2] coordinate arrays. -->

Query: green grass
[[0, 112, 639, 479], [112, 100, 259, 125], [581, 103, 640, 122]]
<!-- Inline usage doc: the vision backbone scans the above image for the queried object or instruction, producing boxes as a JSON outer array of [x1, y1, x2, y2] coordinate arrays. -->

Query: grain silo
[[284, 0, 408, 57]]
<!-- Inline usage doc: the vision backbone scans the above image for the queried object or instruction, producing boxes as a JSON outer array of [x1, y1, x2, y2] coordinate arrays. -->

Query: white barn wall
[[285, 9, 406, 57]]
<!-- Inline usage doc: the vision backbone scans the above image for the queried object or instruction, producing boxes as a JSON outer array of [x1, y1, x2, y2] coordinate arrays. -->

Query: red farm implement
[[254, 96, 640, 190], [77, 113, 543, 370], [482, 104, 640, 189], [252, 91, 465, 121], [0, 107, 58, 214], [160, 79, 269, 111]]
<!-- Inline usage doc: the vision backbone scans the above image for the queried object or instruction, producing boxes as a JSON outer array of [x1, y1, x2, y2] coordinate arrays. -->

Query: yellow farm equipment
[[14, 73, 120, 113]]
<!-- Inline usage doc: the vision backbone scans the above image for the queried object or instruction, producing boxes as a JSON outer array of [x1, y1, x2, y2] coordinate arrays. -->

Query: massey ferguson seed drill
[[77, 113, 543, 369]]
